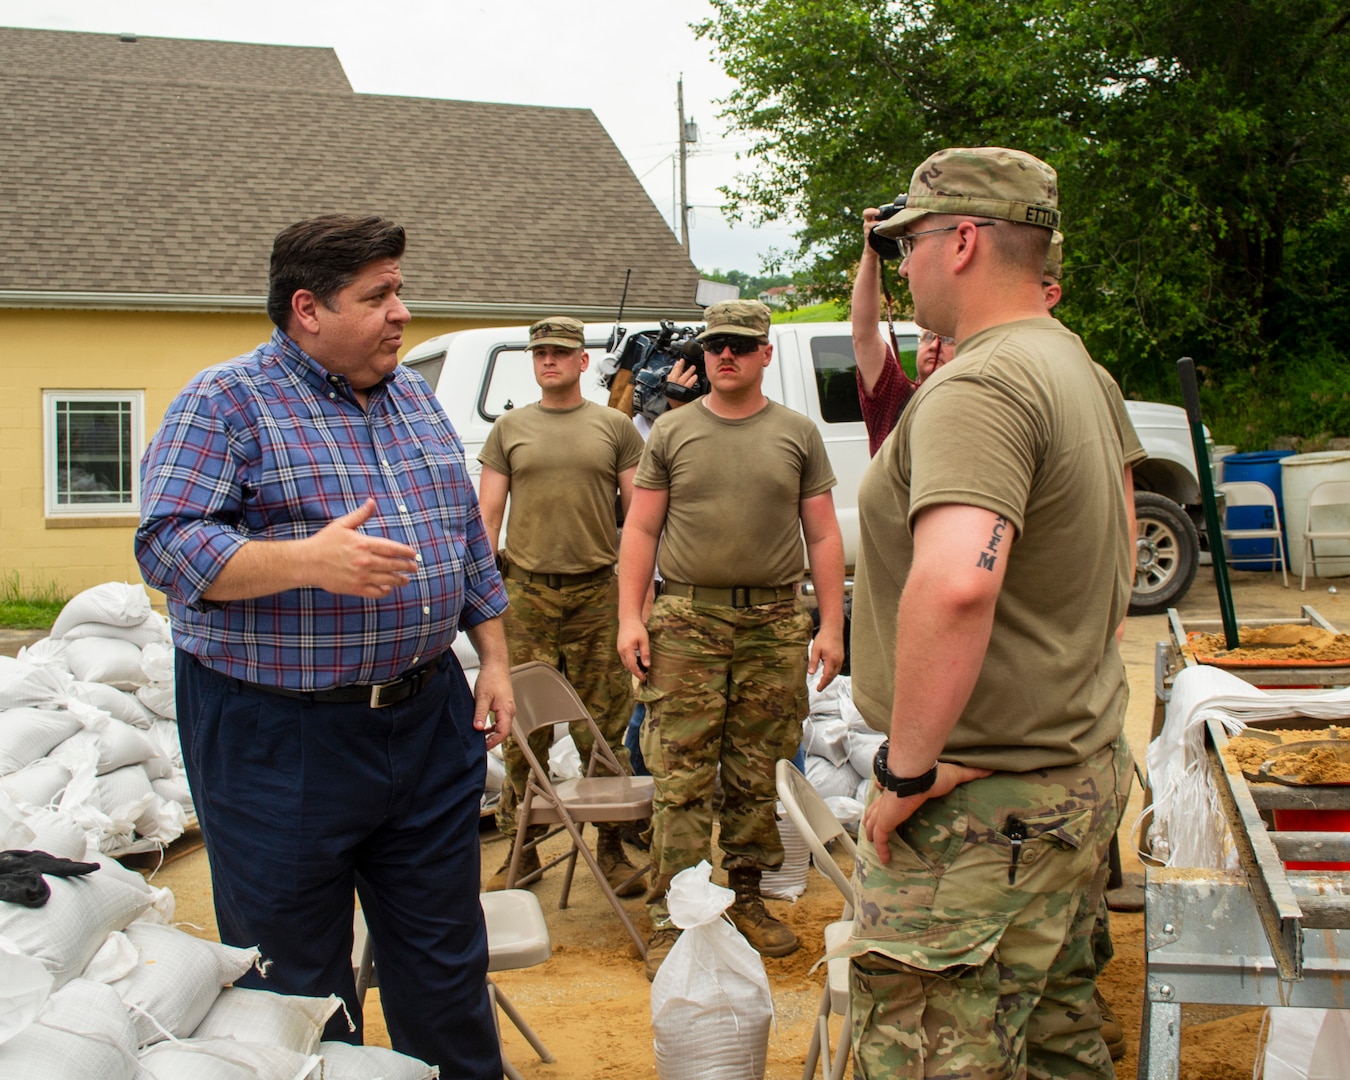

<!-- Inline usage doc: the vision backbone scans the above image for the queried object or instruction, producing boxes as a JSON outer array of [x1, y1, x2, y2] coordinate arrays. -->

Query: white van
[[402, 320, 1204, 614]]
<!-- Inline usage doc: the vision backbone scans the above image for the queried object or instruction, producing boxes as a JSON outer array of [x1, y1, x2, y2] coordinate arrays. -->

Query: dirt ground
[[57, 566, 1350, 1077]]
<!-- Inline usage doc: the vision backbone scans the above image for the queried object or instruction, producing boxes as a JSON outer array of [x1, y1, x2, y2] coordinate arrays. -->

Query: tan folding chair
[[505, 660, 655, 957], [354, 890, 555, 1080], [1216, 480, 1288, 586], [776, 758, 858, 1080], [1301, 479, 1350, 590]]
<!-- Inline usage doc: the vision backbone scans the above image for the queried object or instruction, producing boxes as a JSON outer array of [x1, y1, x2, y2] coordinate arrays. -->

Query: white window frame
[[43, 390, 145, 518]]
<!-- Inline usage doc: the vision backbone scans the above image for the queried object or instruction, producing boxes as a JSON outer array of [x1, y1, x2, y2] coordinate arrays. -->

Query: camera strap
[[879, 261, 904, 365]]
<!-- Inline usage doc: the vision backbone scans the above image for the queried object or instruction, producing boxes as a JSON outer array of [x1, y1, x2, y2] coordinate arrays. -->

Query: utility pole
[[677, 75, 690, 253]]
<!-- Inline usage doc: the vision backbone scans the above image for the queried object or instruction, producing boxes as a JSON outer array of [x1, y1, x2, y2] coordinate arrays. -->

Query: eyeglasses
[[919, 330, 955, 347], [701, 335, 765, 356], [897, 221, 996, 260]]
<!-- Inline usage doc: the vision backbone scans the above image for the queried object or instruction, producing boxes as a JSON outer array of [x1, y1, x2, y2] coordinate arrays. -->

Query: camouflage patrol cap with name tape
[[527, 316, 586, 351], [696, 299, 772, 340], [874, 147, 1061, 238]]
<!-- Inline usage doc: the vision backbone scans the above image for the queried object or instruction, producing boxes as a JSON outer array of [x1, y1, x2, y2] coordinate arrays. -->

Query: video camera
[[867, 195, 907, 261], [599, 320, 709, 420]]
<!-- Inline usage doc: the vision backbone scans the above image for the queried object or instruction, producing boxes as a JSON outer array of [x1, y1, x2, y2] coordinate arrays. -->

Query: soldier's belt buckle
[[731, 586, 752, 608]]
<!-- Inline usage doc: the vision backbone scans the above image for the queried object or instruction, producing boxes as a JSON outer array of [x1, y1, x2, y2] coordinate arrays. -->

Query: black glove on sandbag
[[0, 849, 101, 908]]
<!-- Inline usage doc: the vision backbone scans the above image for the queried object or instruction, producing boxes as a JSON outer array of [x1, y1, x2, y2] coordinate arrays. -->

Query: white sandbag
[[135, 684, 177, 721], [0, 872, 151, 988], [86, 852, 175, 925], [50, 582, 153, 639], [82, 931, 141, 984], [806, 671, 850, 722], [64, 638, 149, 692], [139, 642, 174, 685], [63, 618, 169, 650], [52, 713, 164, 776], [804, 754, 863, 800], [0, 705, 82, 774], [0, 977, 138, 1080], [484, 746, 505, 794], [111, 922, 259, 1046], [89, 766, 181, 845], [652, 861, 773, 1080], [1262, 1007, 1350, 1080], [69, 682, 158, 729], [548, 733, 582, 780], [191, 988, 342, 1055], [761, 804, 810, 902], [151, 774, 194, 812], [146, 720, 184, 768], [846, 730, 887, 782], [137, 1038, 321, 1080], [319, 1040, 440, 1080], [823, 794, 864, 837], [20, 805, 89, 860], [0, 937, 54, 1046], [802, 716, 851, 766], [0, 791, 36, 850], [1, 759, 72, 808], [0, 655, 75, 709], [15, 636, 70, 672]]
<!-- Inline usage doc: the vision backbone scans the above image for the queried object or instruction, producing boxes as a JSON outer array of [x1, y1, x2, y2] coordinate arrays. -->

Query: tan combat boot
[[485, 829, 545, 892], [1095, 987, 1126, 1061], [596, 825, 645, 897], [644, 926, 681, 981], [726, 867, 799, 957]]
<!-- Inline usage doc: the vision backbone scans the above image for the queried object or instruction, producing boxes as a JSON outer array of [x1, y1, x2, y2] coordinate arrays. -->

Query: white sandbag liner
[[548, 732, 582, 781], [86, 852, 175, 925], [0, 791, 37, 849], [152, 775, 194, 813], [761, 804, 810, 901], [65, 638, 149, 692], [0, 978, 139, 1080], [804, 754, 863, 800], [111, 922, 259, 1046], [806, 672, 850, 722], [318, 1040, 440, 1080], [191, 988, 342, 1056], [652, 861, 773, 1080], [16, 636, 70, 672], [82, 931, 141, 984], [2, 758, 72, 808], [0, 872, 151, 989], [823, 795, 864, 837], [136, 684, 177, 721], [1261, 1007, 1350, 1080], [137, 1038, 321, 1080], [801, 716, 851, 766], [147, 720, 184, 768], [0, 936, 54, 1046], [63, 614, 171, 650], [88, 766, 185, 848], [50, 582, 153, 640], [139, 642, 174, 686], [69, 682, 159, 729], [50, 713, 166, 777], [0, 655, 75, 710], [20, 805, 89, 860], [0, 705, 82, 774]]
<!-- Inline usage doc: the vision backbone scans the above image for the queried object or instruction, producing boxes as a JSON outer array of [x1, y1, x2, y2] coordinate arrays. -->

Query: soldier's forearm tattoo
[[976, 516, 1010, 572]]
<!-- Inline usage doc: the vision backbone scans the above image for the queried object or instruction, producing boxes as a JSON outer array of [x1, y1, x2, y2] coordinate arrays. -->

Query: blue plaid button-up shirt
[[136, 329, 506, 691]]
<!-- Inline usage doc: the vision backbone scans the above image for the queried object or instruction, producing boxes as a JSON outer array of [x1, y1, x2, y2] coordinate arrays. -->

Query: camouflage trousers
[[496, 574, 633, 840], [845, 732, 1133, 1080], [636, 594, 811, 924]]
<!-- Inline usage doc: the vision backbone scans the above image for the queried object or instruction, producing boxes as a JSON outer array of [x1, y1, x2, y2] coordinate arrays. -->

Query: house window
[[43, 391, 144, 517]]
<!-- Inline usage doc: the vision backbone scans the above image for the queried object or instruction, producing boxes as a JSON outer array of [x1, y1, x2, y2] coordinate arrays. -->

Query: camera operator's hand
[[664, 358, 700, 410], [862, 207, 883, 262]]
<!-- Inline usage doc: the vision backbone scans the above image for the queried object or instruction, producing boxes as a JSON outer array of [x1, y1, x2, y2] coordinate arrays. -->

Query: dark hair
[[267, 215, 407, 329]]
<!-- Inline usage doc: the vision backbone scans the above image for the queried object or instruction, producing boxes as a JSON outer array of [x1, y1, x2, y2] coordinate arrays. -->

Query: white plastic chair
[[1301, 480, 1350, 590], [776, 759, 858, 1080], [354, 889, 554, 1080], [1216, 480, 1287, 586]]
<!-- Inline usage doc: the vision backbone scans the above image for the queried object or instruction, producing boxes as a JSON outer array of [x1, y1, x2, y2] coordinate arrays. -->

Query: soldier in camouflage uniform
[[617, 299, 847, 980], [846, 148, 1136, 1078], [478, 316, 646, 896]]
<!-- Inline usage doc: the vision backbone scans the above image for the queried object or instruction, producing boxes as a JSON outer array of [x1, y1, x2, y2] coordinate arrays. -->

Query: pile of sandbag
[[800, 674, 883, 834], [2, 582, 191, 856], [0, 840, 438, 1079]]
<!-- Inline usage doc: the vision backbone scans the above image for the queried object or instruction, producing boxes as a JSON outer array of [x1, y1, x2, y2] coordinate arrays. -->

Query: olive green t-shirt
[[479, 400, 643, 574], [635, 398, 836, 587], [851, 318, 1134, 772]]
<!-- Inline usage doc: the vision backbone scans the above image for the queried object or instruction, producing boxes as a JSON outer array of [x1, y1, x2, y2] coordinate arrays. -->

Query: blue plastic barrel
[[1221, 450, 1297, 569]]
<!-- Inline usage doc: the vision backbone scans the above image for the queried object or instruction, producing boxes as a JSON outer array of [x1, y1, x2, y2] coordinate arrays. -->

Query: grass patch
[[771, 301, 846, 323], [0, 572, 67, 630]]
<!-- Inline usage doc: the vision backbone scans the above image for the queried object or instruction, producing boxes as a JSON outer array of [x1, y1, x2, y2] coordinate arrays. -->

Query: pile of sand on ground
[[1191, 624, 1350, 662]]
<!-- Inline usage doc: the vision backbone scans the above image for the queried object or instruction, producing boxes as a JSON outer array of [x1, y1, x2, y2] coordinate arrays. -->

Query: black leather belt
[[660, 581, 798, 608], [243, 656, 441, 709], [503, 563, 614, 590]]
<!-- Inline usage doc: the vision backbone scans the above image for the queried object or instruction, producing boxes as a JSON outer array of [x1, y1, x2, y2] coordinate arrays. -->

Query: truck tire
[[1130, 491, 1200, 616]]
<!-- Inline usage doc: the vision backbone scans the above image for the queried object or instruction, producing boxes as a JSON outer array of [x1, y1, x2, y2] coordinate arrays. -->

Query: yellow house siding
[[1, 308, 494, 598]]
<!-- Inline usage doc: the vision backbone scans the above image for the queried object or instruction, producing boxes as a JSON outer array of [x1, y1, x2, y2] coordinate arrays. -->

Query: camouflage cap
[[696, 299, 771, 340], [527, 316, 586, 351], [1043, 231, 1064, 282], [874, 147, 1060, 238]]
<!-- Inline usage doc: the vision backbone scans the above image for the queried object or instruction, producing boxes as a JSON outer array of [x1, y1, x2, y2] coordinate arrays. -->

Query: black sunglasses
[[701, 335, 765, 356]]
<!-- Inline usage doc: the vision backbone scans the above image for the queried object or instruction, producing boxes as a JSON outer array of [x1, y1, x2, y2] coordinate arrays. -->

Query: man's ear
[[761, 343, 773, 368], [1044, 283, 1063, 310], [290, 290, 322, 335], [579, 350, 590, 372]]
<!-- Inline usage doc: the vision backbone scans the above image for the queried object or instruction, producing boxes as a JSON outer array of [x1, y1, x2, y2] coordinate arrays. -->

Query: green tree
[[699, 0, 1350, 439]]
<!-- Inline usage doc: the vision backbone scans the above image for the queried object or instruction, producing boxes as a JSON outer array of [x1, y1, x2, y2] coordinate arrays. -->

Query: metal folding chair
[[1301, 479, 1350, 590], [1216, 480, 1288, 586]]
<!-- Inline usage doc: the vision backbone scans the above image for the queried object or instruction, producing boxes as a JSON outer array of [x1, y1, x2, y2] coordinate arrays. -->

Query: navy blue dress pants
[[175, 649, 499, 1078]]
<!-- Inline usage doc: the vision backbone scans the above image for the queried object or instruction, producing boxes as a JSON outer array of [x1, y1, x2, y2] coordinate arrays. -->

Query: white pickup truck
[[402, 320, 1204, 615]]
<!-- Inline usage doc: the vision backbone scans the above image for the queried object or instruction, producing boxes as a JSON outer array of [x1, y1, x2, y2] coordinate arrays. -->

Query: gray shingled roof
[[0, 28, 701, 316]]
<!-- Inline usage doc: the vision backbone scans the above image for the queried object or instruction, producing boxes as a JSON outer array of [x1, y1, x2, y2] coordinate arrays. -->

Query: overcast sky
[[2, 0, 800, 274]]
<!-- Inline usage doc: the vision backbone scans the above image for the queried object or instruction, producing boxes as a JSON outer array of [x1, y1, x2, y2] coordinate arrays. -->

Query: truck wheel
[[1130, 492, 1199, 616]]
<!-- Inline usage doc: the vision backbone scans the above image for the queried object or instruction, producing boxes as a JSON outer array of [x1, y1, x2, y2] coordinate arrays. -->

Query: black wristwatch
[[872, 740, 939, 797]]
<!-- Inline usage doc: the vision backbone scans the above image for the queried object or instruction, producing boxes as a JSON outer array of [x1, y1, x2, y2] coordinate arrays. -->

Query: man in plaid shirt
[[136, 215, 512, 1079]]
